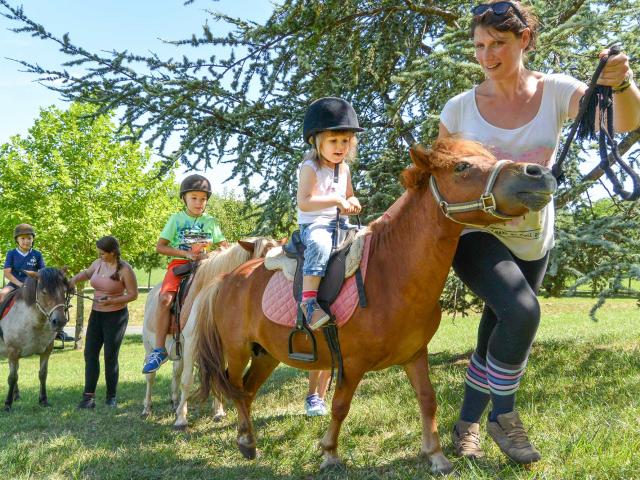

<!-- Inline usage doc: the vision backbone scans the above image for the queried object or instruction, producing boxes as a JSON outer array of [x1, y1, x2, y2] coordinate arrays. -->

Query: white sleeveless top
[[440, 73, 585, 260], [297, 159, 349, 224]]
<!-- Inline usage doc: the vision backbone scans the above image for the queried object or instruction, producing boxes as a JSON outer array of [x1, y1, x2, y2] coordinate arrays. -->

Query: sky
[[0, 0, 275, 194], [0, 2, 631, 200]]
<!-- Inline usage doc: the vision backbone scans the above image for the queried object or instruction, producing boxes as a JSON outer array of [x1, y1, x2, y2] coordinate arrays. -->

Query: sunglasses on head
[[472, 2, 528, 27]]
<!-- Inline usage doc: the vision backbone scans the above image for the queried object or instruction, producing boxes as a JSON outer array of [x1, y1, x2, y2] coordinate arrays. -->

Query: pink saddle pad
[[262, 235, 372, 328]]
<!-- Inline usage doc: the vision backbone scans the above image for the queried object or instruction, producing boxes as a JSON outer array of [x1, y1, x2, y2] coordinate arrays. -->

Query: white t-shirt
[[440, 73, 585, 260], [297, 159, 349, 224]]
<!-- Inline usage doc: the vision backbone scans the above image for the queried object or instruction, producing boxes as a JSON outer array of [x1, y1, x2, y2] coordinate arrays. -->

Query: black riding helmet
[[302, 97, 364, 145], [180, 174, 212, 199]]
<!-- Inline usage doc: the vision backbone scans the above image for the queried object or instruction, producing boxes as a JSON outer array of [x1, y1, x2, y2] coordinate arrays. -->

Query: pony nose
[[524, 164, 548, 177], [51, 312, 67, 329]]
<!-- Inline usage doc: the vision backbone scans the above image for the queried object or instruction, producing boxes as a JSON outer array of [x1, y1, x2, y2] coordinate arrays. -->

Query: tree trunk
[[74, 286, 85, 350], [148, 269, 151, 288]]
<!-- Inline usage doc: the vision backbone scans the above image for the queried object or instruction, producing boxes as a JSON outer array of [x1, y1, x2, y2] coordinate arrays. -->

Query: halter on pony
[[34, 283, 72, 324], [430, 159, 525, 227], [32, 275, 72, 326]]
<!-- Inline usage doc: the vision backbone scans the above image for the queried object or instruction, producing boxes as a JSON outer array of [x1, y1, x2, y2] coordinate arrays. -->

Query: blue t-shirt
[[3, 248, 46, 285]]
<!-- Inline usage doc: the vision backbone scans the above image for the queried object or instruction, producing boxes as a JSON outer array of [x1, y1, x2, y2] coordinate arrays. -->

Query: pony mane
[[402, 137, 496, 190], [193, 238, 279, 291], [15, 267, 68, 306]]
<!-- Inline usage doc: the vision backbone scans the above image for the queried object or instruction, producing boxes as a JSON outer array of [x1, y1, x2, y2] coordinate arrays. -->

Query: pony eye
[[454, 162, 471, 173]]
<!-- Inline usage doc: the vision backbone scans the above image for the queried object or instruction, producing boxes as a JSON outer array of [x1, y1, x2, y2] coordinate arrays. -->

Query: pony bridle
[[429, 159, 522, 225], [34, 283, 71, 325]]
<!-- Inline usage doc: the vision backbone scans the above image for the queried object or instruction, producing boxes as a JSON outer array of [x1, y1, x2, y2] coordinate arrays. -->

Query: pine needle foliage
[[1, 0, 639, 314]]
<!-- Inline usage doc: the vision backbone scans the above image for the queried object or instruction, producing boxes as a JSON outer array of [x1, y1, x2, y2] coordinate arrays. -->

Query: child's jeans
[[299, 218, 350, 277]]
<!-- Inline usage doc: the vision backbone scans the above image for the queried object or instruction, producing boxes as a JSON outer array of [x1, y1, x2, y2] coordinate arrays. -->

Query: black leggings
[[452, 232, 549, 365], [84, 308, 129, 398]]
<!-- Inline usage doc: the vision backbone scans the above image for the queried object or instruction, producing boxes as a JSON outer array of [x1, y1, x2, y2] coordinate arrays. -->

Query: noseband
[[429, 159, 522, 227]]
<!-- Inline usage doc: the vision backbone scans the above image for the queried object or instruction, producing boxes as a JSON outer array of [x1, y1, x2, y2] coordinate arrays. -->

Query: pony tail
[[110, 254, 123, 282], [194, 276, 246, 403]]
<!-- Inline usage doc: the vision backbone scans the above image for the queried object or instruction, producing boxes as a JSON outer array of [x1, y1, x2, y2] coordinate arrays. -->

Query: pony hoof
[[140, 410, 152, 419], [238, 444, 256, 460], [320, 458, 345, 472], [40, 401, 51, 408], [213, 413, 226, 423], [3, 405, 11, 412], [173, 423, 187, 431], [429, 454, 454, 475]]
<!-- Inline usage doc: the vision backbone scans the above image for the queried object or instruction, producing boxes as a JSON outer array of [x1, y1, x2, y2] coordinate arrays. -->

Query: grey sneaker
[[487, 411, 541, 464], [452, 420, 485, 459]]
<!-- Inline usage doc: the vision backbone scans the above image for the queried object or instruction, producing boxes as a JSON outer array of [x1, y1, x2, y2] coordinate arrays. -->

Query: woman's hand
[[97, 296, 113, 306], [598, 48, 632, 88]]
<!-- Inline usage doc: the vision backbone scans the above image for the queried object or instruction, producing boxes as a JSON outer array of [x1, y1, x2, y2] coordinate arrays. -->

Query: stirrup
[[287, 309, 317, 362]]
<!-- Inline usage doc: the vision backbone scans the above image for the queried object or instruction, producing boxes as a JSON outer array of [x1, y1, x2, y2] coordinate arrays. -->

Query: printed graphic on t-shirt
[[485, 225, 541, 239], [175, 221, 213, 252]]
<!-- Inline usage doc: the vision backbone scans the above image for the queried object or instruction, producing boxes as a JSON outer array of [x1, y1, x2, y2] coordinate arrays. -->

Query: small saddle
[[167, 261, 199, 358], [172, 261, 196, 310], [283, 227, 361, 305]]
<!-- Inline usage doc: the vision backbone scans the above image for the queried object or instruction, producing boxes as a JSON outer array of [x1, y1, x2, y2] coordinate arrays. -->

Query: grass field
[[1, 298, 638, 479]]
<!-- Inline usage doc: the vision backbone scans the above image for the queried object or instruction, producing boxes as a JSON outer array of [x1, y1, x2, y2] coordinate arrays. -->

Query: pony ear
[[61, 265, 69, 276], [409, 143, 433, 171], [25, 270, 39, 279], [278, 237, 288, 245], [238, 240, 255, 253]]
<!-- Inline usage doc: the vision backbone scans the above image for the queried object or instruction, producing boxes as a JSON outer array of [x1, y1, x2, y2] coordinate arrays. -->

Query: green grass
[[133, 268, 166, 289], [1, 298, 639, 479]]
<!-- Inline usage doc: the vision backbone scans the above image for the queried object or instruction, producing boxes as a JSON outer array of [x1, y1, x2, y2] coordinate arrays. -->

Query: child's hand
[[186, 250, 206, 261], [348, 198, 362, 214], [338, 198, 352, 212], [185, 251, 200, 261]]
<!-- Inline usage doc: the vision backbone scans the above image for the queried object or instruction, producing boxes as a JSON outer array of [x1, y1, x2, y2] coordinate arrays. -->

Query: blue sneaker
[[142, 348, 169, 374], [300, 298, 330, 330], [305, 393, 328, 417]]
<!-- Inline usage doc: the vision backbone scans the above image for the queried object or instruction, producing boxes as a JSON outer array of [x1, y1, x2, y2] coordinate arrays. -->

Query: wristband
[[613, 72, 633, 94]]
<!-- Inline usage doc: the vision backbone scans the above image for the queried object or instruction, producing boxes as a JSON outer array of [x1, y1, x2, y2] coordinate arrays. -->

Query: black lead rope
[[596, 90, 640, 200], [552, 45, 640, 201]]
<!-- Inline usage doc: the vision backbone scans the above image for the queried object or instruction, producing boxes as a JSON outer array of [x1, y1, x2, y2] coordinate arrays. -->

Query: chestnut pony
[[194, 138, 557, 473]]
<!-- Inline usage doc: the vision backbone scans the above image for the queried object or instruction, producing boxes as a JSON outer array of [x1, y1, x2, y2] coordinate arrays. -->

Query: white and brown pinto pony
[[0, 267, 70, 411], [141, 238, 281, 429]]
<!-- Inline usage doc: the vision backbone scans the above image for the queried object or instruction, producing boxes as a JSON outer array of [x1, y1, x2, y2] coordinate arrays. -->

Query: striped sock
[[487, 352, 527, 421], [459, 351, 491, 423]]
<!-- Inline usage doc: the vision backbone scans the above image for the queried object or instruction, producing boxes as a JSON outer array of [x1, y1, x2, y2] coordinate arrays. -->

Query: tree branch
[[403, 0, 459, 26], [556, 0, 587, 25]]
